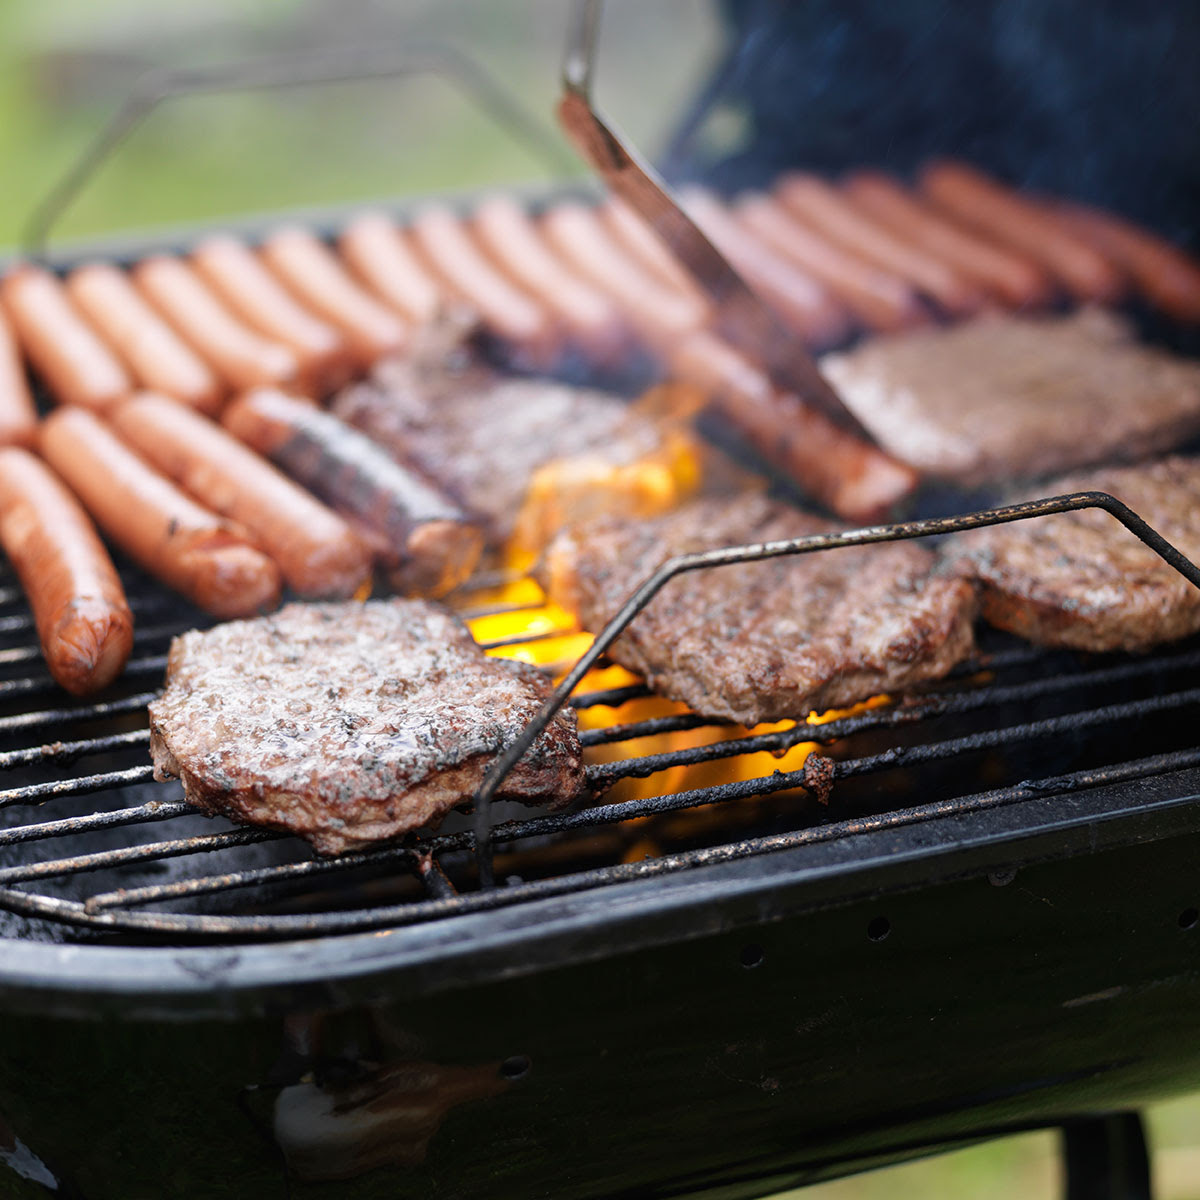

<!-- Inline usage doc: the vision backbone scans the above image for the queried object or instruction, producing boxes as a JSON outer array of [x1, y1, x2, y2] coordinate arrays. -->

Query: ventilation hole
[[867, 916, 891, 942], [1179, 908, 1199, 930], [739, 943, 765, 969], [499, 1055, 531, 1081]]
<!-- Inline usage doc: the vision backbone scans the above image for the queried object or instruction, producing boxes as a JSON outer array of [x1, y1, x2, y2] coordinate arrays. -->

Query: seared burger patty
[[540, 493, 977, 725], [821, 309, 1200, 486], [954, 456, 1200, 652], [149, 599, 582, 855]]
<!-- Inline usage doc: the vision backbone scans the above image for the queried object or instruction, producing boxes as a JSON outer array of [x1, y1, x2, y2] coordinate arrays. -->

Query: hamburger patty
[[954, 456, 1200, 651], [540, 493, 978, 724], [148, 599, 583, 855], [820, 309, 1200, 485]]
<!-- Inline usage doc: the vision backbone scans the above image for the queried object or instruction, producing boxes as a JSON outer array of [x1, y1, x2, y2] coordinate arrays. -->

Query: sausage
[[0, 264, 132, 410], [338, 212, 443, 324], [0, 310, 37, 447], [668, 329, 919, 522], [191, 235, 355, 396], [677, 186, 850, 347], [540, 202, 709, 344], [734, 195, 928, 332], [0, 447, 133, 694], [223, 388, 483, 598], [259, 227, 407, 367], [841, 171, 1054, 309], [599, 197, 707, 302], [40, 407, 281, 618], [110, 392, 372, 599], [407, 206, 558, 358], [1043, 199, 1200, 323], [133, 256, 300, 392], [775, 173, 987, 317], [918, 161, 1125, 304], [66, 262, 225, 414], [469, 194, 627, 362]]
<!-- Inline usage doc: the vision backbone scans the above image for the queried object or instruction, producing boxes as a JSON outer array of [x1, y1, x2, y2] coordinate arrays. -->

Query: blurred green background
[[0, 0, 1196, 1194]]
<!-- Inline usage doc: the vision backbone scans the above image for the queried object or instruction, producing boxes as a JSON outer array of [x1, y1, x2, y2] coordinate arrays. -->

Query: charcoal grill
[[3, 11, 1200, 1199]]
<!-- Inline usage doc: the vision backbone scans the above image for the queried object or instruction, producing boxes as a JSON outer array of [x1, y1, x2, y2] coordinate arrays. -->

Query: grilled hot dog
[[0, 310, 37, 447], [338, 212, 442, 324]]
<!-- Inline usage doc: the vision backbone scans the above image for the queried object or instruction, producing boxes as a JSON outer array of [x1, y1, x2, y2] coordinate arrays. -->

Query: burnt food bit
[[148, 599, 583, 855], [540, 493, 977, 725], [821, 309, 1200, 486], [954, 456, 1200, 652]]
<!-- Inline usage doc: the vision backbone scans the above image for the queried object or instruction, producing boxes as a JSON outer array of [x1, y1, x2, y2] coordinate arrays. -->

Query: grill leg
[[1061, 1112, 1152, 1200]]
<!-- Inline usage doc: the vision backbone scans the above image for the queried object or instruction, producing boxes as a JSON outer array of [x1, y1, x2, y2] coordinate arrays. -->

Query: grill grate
[[2, 503, 1200, 944]]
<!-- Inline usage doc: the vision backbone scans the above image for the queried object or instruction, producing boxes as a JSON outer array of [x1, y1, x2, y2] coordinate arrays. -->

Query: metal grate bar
[[579, 711, 727, 746], [570, 682, 652, 709], [0, 692, 157, 736], [0, 800, 191, 847], [0, 655, 166, 700], [0, 729, 149, 770], [477, 626, 579, 652], [0, 765, 156, 809]]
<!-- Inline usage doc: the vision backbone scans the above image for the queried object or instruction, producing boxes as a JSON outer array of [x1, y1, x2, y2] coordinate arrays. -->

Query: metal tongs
[[558, 0, 871, 442]]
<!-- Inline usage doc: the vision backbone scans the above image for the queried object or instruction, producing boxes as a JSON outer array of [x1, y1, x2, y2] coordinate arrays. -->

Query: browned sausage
[[919, 161, 1125, 303], [191, 235, 355, 396], [734, 195, 928, 332], [540, 202, 709, 344], [841, 171, 1054, 309], [1042, 199, 1200, 323], [133, 256, 299, 392], [407, 206, 558, 358], [111, 392, 372, 599], [599, 197, 708, 302], [1, 264, 132, 410], [260, 227, 407, 367], [223, 388, 483, 598], [66, 263, 225, 414], [338, 212, 443, 323], [0, 310, 37, 447], [678, 186, 851, 347], [775, 174, 987, 316], [0, 447, 133, 694], [40, 407, 281, 618], [668, 329, 919, 522], [470, 194, 627, 362]]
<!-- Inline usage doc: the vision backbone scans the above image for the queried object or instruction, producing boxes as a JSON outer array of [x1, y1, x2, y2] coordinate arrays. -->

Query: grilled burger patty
[[954, 456, 1200, 652], [820, 309, 1200, 486], [149, 599, 582, 855], [541, 493, 978, 725]]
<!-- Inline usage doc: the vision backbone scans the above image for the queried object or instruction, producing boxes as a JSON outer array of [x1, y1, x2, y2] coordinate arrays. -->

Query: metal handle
[[22, 41, 575, 261], [471, 490, 1200, 885]]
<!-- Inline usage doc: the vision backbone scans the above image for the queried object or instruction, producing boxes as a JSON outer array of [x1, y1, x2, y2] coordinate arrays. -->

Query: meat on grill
[[148, 599, 584, 855], [331, 352, 673, 547], [540, 493, 978, 725], [820, 309, 1200, 486], [953, 456, 1200, 652]]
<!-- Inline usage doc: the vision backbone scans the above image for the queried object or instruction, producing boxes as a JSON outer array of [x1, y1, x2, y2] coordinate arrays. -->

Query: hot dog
[[540, 202, 709, 343], [668, 329, 918, 522], [191, 235, 355, 396], [734, 195, 928, 332], [133, 256, 300, 393], [1042, 199, 1200, 323], [407, 206, 558, 359], [0, 311, 37, 447], [0, 447, 133, 694], [0, 264, 132, 410], [338, 212, 443, 324], [841, 171, 1054, 310], [470, 194, 627, 362], [677, 186, 850, 347], [599, 197, 707, 303], [40, 407, 281, 618], [66, 263, 225, 414], [260, 227, 407, 367], [919, 161, 1124, 304], [111, 393, 371, 599], [223, 388, 483, 598], [775, 174, 987, 317]]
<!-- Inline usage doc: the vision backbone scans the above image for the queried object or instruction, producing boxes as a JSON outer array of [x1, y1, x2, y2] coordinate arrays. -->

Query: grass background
[[0, 0, 1196, 1193]]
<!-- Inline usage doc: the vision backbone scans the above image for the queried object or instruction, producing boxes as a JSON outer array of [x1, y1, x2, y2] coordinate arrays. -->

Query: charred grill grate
[[1, 496, 1199, 943]]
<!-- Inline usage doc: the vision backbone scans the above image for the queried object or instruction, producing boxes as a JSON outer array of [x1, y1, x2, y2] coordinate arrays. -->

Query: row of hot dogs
[[0, 158, 1198, 699]]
